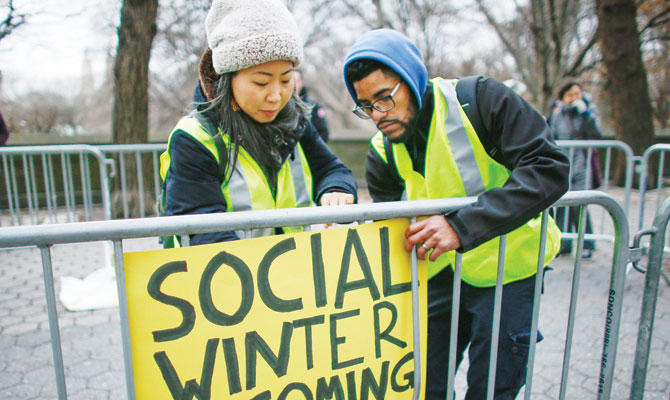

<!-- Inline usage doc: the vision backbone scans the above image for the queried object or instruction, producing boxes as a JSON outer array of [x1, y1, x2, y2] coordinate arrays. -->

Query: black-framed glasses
[[352, 82, 401, 119]]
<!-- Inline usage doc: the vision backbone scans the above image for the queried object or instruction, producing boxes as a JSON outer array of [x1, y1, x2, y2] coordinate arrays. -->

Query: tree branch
[[564, 28, 599, 77], [0, 0, 26, 42], [639, 6, 670, 33]]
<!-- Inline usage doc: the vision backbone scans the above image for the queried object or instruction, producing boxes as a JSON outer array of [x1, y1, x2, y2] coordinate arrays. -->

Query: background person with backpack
[[294, 69, 331, 143], [159, 0, 357, 247], [343, 29, 569, 399], [547, 81, 603, 258]]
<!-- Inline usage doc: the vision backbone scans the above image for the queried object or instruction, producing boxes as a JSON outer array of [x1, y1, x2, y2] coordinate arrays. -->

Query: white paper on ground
[[59, 266, 119, 311]]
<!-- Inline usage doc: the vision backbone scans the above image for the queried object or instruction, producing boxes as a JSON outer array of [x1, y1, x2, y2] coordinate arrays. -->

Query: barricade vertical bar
[[113, 240, 136, 400], [585, 147, 593, 190], [630, 197, 669, 399], [486, 235, 506, 400], [9, 155, 21, 224], [410, 217, 422, 400], [83, 157, 93, 218], [22, 154, 37, 225], [39, 245, 68, 400], [623, 144, 634, 216], [136, 152, 146, 218], [603, 147, 612, 190], [567, 148, 575, 190], [152, 152, 160, 201], [98, 157, 112, 222], [47, 155, 59, 221], [524, 210, 550, 400], [78, 152, 91, 220], [120, 154, 129, 218], [446, 252, 463, 400], [42, 154, 56, 224], [28, 155, 40, 223], [60, 154, 72, 222], [66, 155, 76, 221], [559, 205, 587, 400], [88, 157, 95, 218], [2, 155, 13, 225], [654, 150, 665, 213], [597, 203, 628, 400]]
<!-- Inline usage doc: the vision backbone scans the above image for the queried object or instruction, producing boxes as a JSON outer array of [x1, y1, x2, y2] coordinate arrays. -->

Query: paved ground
[[1, 188, 669, 399]]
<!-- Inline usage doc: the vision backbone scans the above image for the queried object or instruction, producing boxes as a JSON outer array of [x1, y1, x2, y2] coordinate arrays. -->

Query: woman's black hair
[[199, 72, 311, 196], [557, 81, 581, 101]]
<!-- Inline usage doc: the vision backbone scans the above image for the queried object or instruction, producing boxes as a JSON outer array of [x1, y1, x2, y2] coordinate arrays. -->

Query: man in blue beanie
[[343, 29, 570, 399]]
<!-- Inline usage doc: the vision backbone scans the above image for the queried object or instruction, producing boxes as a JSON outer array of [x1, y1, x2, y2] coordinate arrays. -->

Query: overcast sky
[[1, 0, 119, 96]]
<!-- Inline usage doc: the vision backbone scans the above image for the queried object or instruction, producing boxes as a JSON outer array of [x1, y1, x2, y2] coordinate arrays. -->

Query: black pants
[[426, 267, 543, 400]]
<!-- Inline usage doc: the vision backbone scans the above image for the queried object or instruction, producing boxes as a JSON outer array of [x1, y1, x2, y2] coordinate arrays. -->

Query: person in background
[[294, 69, 330, 142], [159, 0, 357, 247], [343, 29, 569, 399], [0, 110, 9, 146], [547, 81, 602, 259]]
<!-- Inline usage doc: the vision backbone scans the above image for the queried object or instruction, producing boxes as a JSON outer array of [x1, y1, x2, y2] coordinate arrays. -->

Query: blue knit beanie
[[343, 29, 428, 109]]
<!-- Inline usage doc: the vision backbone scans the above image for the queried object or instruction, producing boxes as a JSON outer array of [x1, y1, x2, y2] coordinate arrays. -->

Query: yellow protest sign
[[123, 218, 427, 399]]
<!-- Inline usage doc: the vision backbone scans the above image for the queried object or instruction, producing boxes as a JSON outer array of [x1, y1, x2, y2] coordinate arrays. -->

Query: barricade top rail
[[0, 191, 625, 249], [641, 143, 670, 160], [96, 143, 167, 153], [555, 139, 633, 152], [0, 144, 107, 156]]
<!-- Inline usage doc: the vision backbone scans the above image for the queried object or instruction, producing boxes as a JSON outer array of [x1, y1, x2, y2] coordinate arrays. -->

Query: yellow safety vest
[[371, 77, 560, 286], [160, 115, 313, 242]]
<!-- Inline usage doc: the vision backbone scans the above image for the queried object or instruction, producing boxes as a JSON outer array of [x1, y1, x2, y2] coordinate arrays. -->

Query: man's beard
[[380, 114, 419, 144]]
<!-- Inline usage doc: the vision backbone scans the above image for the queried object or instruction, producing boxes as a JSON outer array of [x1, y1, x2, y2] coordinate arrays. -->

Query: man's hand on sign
[[404, 215, 461, 261]]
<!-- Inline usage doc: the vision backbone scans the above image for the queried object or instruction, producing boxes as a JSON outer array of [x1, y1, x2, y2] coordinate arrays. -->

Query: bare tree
[[596, 0, 655, 159], [149, 0, 209, 135], [0, 0, 25, 42], [638, 0, 670, 129], [112, 0, 159, 217], [472, 0, 599, 112]]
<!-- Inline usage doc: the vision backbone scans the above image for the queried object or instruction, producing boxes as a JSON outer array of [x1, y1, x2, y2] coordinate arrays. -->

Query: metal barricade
[[0, 145, 113, 226], [97, 143, 167, 219], [0, 191, 633, 400], [637, 143, 670, 231], [630, 196, 670, 399], [556, 139, 634, 216], [555, 140, 634, 252]]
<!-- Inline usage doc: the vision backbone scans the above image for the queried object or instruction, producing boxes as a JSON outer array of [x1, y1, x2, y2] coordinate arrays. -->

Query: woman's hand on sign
[[319, 192, 355, 207], [319, 192, 354, 228], [404, 215, 461, 261]]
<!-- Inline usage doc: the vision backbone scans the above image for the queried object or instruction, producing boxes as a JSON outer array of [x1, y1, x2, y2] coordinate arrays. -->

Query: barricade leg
[[631, 197, 669, 399]]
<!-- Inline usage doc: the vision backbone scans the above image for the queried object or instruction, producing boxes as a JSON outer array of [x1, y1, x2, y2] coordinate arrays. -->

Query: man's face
[[353, 69, 416, 141]]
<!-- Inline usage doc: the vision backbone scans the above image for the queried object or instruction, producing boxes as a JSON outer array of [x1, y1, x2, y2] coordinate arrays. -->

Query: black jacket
[[164, 84, 357, 245], [365, 77, 570, 252], [299, 86, 330, 143]]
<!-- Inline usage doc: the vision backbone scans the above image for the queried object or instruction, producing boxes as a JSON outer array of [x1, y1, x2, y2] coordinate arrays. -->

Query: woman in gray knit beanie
[[159, 0, 357, 246]]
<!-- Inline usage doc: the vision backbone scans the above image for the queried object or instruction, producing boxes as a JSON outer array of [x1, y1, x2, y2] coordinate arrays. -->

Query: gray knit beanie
[[205, 0, 303, 74]]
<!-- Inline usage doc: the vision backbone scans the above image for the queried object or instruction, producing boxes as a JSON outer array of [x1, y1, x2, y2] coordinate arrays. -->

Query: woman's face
[[231, 60, 295, 123], [561, 84, 582, 105]]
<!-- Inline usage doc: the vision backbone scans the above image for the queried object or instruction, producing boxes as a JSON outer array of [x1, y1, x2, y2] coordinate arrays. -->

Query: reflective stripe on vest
[[371, 77, 560, 286], [161, 115, 313, 241]]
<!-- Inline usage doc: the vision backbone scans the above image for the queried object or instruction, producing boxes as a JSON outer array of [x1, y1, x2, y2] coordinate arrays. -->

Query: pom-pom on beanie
[[205, 0, 303, 74]]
